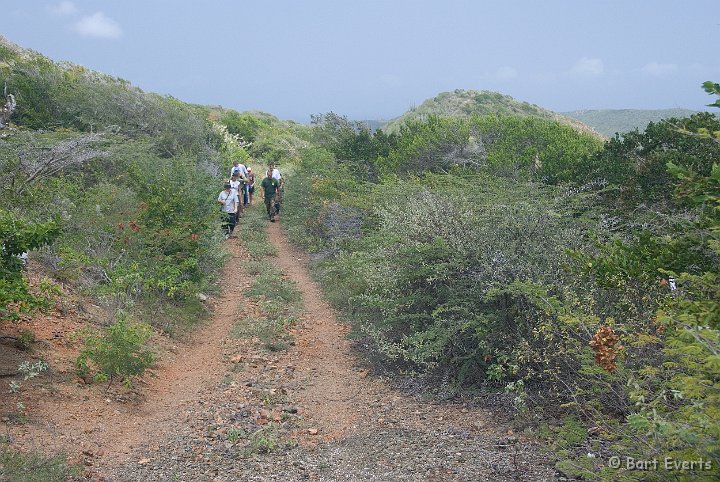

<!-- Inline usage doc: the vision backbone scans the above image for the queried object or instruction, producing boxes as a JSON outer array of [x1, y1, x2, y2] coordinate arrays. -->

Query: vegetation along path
[[105, 211, 555, 481], [5, 206, 556, 481]]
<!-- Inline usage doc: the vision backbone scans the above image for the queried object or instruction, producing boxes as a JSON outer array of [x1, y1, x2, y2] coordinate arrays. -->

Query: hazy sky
[[3, 1, 719, 121]]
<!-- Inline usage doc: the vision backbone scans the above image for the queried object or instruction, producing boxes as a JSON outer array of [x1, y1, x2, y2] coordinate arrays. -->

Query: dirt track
[[2, 210, 556, 481]]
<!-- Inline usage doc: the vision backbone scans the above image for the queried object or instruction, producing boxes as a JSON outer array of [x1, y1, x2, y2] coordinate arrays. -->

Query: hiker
[[247, 167, 255, 205], [269, 162, 283, 214], [241, 170, 250, 208], [229, 172, 243, 221], [230, 160, 248, 179], [260, 171, 280, 222], [218, 182, 239, 237]]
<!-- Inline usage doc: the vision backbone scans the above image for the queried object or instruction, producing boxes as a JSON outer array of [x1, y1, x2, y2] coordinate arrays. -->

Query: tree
[[0, 131, 108, 196], [311, 112, 385, 180]]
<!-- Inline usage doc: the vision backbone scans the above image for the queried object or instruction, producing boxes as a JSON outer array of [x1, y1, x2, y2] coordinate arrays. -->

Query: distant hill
[[383, 89, 599, 137], [562, 109, 699, 137]]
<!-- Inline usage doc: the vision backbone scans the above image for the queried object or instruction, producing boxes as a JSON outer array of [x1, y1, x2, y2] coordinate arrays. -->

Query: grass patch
[[231, 315, 297, 351], [0, 444, 81, 482], [134, 296, 209, 337], [234, 205, 303, 350], [242, 260, 265, 276], [244, 239, 278, 259], [236, 205, 279, 259], [247, 272, 301, 305]]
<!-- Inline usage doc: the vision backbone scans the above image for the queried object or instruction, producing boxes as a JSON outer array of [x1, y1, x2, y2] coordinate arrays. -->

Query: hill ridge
[[383, 88, 601, 138], [562, 107, 699, 137]]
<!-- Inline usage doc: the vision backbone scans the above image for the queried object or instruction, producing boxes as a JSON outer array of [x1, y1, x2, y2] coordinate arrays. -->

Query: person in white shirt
[[230, 160, 249, 179], [269, 162, 283, 213], [217, 183, 239, 238], [229, 172, 243, 220]]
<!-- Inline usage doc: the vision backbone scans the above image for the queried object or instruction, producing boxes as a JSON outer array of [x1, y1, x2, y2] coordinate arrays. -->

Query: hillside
[[2, 35, 719, 481], [383, 89, 600, 137], [562, 108, 699, 137]]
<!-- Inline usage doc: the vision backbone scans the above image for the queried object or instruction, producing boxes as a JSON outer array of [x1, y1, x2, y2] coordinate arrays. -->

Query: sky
[[3, 0, 719, 122]]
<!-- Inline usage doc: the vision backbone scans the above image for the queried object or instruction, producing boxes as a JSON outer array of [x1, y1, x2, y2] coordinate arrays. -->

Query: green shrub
[[245, 424, 280, 454], [374, 114, 602, 181], [76, 317, 155, 387], [0, 210, 60, 320]]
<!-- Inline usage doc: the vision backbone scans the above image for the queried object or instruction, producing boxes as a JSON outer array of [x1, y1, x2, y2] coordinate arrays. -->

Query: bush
[[0, 210, 60, 320], [284, 171, 604, 390], [374, 114, 602, 181], [76, 317, 155, 387]]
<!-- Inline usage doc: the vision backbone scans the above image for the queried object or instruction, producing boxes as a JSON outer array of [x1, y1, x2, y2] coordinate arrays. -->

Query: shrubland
[[0, 35, 304, 472], [0, 37, 234, 392], [276, 85, 719, 480], [2, 33, 718, 481]]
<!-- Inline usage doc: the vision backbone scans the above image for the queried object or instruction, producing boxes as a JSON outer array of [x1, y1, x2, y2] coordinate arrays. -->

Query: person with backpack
[[269, 162, 283, 214], [260, 171, 280, 222], [217, 182, 239, 237]]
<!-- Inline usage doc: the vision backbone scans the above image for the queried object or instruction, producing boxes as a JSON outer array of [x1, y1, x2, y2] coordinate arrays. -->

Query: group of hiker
[[217, 160, 283, 237]]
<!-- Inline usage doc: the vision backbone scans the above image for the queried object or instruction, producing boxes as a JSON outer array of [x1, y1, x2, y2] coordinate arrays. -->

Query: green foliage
[[375, 114, 602, 181], [310, 112, 397, 180], [558, 84, 720, 479], [249, 121, 311, 165], [0, 210, 60, 277], [576, 112, 720, 206], [14, 330, 35, 350], [220, 111, 273, 143], [703, 81, 720, 109], [76, 317, 155, 387], [285, 171, 601, 387], [274, 82, 720, 479], [0, 41, 228, 334], [245, 424, 280, 454], [281, 152, 369, 254], [555, 416, 587, 449], [0, 210, 60, 320], [383, 89, 590, 135], [0, 42, 215, 155], [0, 443, 80, 482], [376, 115, 470, 176]]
